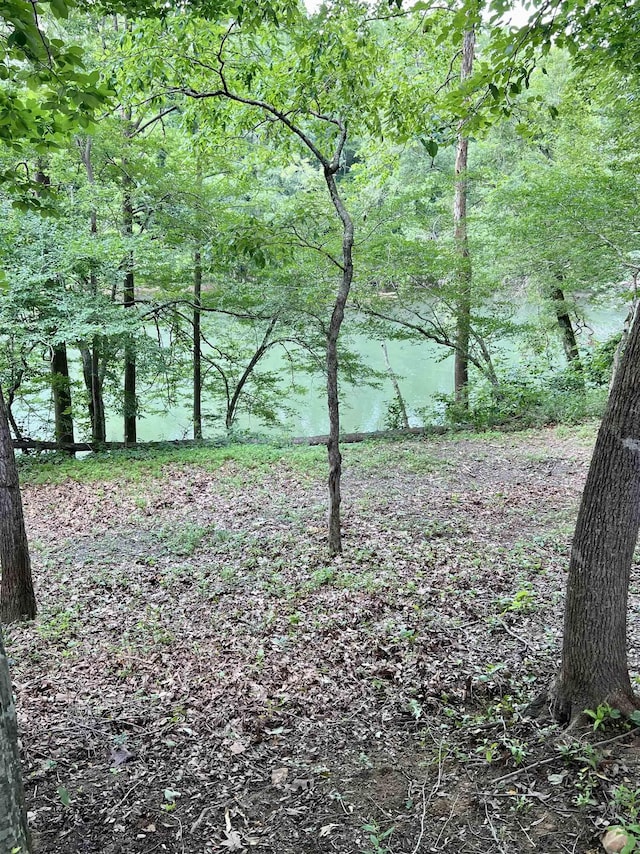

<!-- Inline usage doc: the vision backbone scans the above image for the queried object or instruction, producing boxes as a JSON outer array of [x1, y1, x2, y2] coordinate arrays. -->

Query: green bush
[[433, 363, 608, 431]]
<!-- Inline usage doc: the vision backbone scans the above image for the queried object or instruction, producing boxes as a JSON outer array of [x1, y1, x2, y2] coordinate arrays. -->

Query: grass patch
[[16, 442, 326, 486]]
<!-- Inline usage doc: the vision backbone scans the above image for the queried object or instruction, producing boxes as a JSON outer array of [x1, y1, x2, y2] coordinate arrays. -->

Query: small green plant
[[407, 698, 423, 721], [503, 736, 527, 765], [614, 784, 640, 823], [361, 821, 394, 854], [57, 785, 71, 807], [584, 703, 621, 731], [477, 740, 499, 763], [38, 607, 80, 643], [306, 566, 336, 590], [159, 523, 208, 557], [500, 584, 536, 614]]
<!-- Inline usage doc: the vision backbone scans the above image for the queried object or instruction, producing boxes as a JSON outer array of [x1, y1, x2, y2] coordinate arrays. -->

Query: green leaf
[[48, 0, 70, 18], [420, 138, 438, 158]]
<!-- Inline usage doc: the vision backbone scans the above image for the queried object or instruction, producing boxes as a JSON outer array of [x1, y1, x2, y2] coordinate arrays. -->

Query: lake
[[106, 301, 626, 441]]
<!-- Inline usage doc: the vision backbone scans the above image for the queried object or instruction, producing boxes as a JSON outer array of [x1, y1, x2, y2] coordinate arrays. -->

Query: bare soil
[[6, 425, 640, 854]]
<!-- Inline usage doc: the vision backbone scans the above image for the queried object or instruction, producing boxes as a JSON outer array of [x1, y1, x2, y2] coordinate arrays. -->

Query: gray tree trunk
[[324, 167, 354, 557], [550, 284, 583, 378], [193, 249, 203, 440], [453, 26, 475, 408], [0, 626, 30, 853], [51, 343, 74, 449], [122, 108, 137, 447], [551, 303, 640, 722], [0, 384, 36, 624]]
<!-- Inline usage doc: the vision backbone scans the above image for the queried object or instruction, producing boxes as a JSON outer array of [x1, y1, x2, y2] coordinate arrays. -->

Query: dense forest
[[0, 0, 636, 449], [3, 1, 640, 852]]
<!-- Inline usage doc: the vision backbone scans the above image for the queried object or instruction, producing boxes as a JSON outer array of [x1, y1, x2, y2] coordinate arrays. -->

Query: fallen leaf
[[110, 746, 135, 767], [229, 741, 246, 755], [271, 767, 289, 786], [319, 824, 339, 837], [220, 830, 243, 851]]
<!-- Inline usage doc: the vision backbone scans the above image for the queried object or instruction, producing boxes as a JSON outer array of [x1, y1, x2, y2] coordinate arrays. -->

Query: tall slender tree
[[453, 22, 476, 407]]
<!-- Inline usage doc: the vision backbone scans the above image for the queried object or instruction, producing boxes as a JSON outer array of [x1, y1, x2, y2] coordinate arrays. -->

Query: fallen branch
[[11, 426, 444, 454]]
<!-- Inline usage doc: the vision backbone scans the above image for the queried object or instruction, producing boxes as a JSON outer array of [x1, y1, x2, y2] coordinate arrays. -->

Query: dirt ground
[[6, 424, 640, 854]]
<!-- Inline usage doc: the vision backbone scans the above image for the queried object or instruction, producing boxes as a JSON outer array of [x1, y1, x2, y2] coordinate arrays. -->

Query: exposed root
[[525, 683, 640, 729]]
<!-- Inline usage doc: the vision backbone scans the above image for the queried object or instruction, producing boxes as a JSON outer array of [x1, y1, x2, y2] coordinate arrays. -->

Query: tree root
[[524, 684, 640, 728]]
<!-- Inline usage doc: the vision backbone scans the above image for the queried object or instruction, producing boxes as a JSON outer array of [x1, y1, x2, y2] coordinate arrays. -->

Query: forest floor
[[6, 423, 640, 854]]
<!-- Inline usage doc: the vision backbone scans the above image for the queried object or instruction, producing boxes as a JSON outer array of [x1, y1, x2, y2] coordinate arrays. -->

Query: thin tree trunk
[[34, 165, 75, 449], [122, 113, 137, 446], [324, 167, 354, 557], [80, 343, 106, 444], [51, 343, 74, 448], [178, 85, 353, 556], [551, 303, 640, 722], [6, 365, 26, 443], [0, 625, 30, 853], [78, 137, 107, 444], [91, 338, 106, 443], [382, 342, 409, 429], [453, 25, 475, 408], [193, 249, 203, 440], [551, 285, 582, 368], [225, 316, 278, 430], [0, 386, 36, 624]]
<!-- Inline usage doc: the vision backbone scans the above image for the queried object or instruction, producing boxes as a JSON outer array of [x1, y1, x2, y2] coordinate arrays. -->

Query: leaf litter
[[7, 425, 640, 853]]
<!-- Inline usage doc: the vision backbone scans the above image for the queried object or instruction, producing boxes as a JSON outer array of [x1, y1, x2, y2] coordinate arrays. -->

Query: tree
[[0, 3, 110, 847], [476, 0, 640, 720], [550, 303, 640, 720], [0, 626, 29, 854], [0, 385, 35, 624], [452, 20, 476, 407], [136, 4, 381, 553]]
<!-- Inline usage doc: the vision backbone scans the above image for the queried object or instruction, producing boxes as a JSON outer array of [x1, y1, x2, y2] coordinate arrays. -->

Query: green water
[[15, 302, 625, 442], [120, 302, 625, 441]]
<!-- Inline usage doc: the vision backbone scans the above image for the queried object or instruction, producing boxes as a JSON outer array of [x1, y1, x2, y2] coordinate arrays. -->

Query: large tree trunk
[[551, 303, 640, 723], [453, 26, 475, 408], [324, 167, 354, 557], [0, 386, 36, 624], [193, 249, 203, 440], [51, 343, 74, 448], [0, 626, 30, 853]]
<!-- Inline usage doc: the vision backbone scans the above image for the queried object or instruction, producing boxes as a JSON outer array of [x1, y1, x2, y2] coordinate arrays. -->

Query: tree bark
[[552, 303, 640, 722], [122, 121, 137, 446], [193, 249, 203, 440], [80, 343, 106, 444], [453, 26, 475, 408], [551, 284, 582, 370], [78, 137, 107, 444], [51, 343, 74, 448], [324, 166, 354, 557], [0, 626, 30, 853], [0, 386, 36, 624]]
